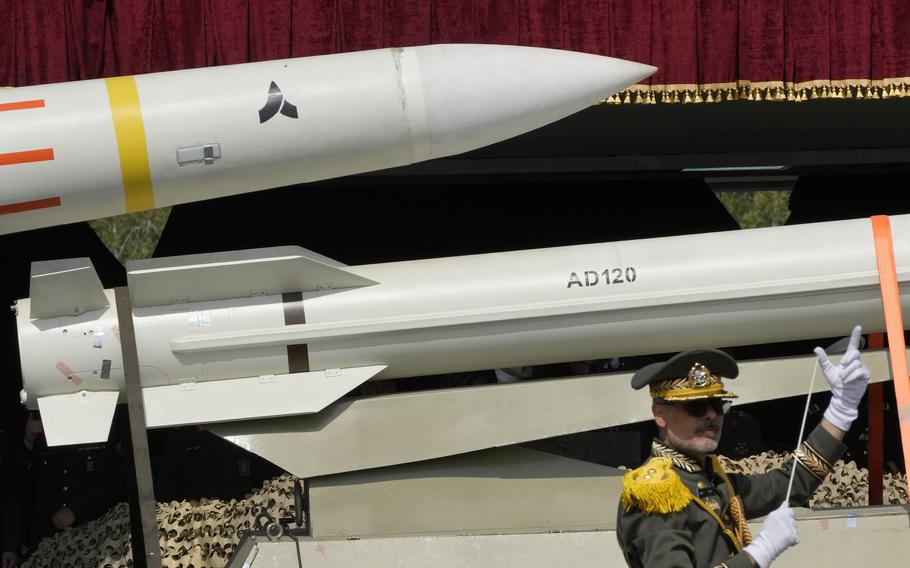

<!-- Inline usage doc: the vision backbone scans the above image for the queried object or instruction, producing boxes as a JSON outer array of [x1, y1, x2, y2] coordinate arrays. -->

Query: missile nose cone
[[620, 61, 659, 86], [408, 44, 656, 159]]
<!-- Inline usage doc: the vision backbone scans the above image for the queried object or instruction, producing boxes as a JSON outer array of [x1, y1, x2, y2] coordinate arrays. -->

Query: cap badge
[[689, 364, 711, 388]]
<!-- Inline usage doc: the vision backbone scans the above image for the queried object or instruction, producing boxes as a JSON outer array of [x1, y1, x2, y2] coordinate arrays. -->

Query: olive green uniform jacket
[[616, 424, 845, 568], [24, 438, 127, 550]]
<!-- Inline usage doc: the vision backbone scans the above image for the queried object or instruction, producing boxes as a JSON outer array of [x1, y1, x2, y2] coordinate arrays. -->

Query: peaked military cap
[[631, 348, 738, 401]]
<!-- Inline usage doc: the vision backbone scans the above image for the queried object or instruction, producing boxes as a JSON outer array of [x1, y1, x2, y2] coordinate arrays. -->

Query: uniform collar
[[651, 439, 703, 473]]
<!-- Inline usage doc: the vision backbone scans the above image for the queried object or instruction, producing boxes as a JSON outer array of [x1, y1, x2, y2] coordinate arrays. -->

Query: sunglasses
[[661, 398, 727, 417]]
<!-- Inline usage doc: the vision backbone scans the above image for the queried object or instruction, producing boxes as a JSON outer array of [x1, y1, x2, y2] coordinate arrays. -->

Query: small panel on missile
[[176, 143, 222, 166], [29, 258, 110, 319]]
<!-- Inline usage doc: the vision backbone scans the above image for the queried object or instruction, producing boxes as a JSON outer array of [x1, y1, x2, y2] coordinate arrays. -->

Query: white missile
[[14, 214, 910, 446], [0, 44, 654, 235]]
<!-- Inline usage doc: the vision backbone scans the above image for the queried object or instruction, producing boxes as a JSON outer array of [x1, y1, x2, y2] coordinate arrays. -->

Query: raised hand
[[814, 325, 871, 431]]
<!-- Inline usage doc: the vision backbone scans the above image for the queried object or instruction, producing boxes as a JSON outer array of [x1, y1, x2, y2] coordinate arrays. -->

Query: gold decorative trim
[[652, 363, 718, 392], [652, 440, 702, 473], [621, 457, 693, 514], [649, 363, 735, 400], [690, 495, 744, 552], [728, 495, 753, 547], [642, 450, 744, 552], [602, 77, 910, 104], [709, 455, 752, 548], [794, 441, 834, 482]]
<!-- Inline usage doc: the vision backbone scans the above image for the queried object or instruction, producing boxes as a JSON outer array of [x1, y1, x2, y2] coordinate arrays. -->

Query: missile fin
[[36, 391, 119, 446], [127, 245, 377, 307], [142, 364, 386, 428], [28, 258, 110, 319]]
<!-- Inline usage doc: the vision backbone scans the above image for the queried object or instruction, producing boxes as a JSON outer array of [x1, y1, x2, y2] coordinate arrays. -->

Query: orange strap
[[870, 216, 910, 477]]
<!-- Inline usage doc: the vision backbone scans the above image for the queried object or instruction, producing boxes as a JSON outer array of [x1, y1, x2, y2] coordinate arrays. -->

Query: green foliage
[[89, 207, 171, 264], [715, 191, 791, 229]]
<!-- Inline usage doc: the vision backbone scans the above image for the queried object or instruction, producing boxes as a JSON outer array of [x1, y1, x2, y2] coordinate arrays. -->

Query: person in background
[[22, 412, 127, 553]]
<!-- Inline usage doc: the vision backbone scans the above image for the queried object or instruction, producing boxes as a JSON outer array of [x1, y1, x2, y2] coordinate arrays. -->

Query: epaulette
[[621, 457, 692, 514]]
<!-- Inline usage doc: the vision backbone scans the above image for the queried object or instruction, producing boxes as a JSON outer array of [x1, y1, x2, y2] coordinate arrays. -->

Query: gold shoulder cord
[[709, 455, 753, 547], [689, 494, 745, 552]]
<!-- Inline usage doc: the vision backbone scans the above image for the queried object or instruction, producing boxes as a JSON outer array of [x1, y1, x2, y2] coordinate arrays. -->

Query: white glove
[[814, 325, 871, 431], [743, 503, 800, 568]]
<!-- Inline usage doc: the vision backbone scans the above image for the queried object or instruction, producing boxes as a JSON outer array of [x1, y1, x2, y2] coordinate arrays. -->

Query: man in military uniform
[[22, 414, 127, 552], [617, 326, 870, 568]]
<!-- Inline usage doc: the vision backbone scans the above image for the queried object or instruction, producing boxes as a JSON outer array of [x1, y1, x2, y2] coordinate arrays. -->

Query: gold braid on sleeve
[[793, 441, 834, 482]]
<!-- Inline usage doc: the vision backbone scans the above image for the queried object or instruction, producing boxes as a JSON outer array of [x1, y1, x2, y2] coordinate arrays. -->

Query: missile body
[[14, 215, 910, 446], [0, 44, 654, 235]]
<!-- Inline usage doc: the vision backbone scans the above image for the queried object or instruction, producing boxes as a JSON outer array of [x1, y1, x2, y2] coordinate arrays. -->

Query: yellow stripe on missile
[[105, 76, 155, 212]]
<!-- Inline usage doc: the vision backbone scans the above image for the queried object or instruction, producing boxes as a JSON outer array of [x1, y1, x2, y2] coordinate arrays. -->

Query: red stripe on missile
[[0, 99, 45, 111], [0, 148, 55, 166], [0, 196, 62, 215]]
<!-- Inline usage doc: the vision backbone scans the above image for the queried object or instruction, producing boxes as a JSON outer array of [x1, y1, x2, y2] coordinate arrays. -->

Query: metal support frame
[[115, 287, 162, 568]]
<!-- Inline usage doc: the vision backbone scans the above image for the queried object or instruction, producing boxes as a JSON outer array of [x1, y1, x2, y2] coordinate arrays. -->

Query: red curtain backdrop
[[2, 0, 910, 102]]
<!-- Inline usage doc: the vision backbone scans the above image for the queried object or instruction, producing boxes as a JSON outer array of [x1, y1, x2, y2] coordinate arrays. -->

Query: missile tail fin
[[127, 245, 377, 307], [28, 258, 110, 319], [142, 365, 385, 428], [36, 391, 119, 446]]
